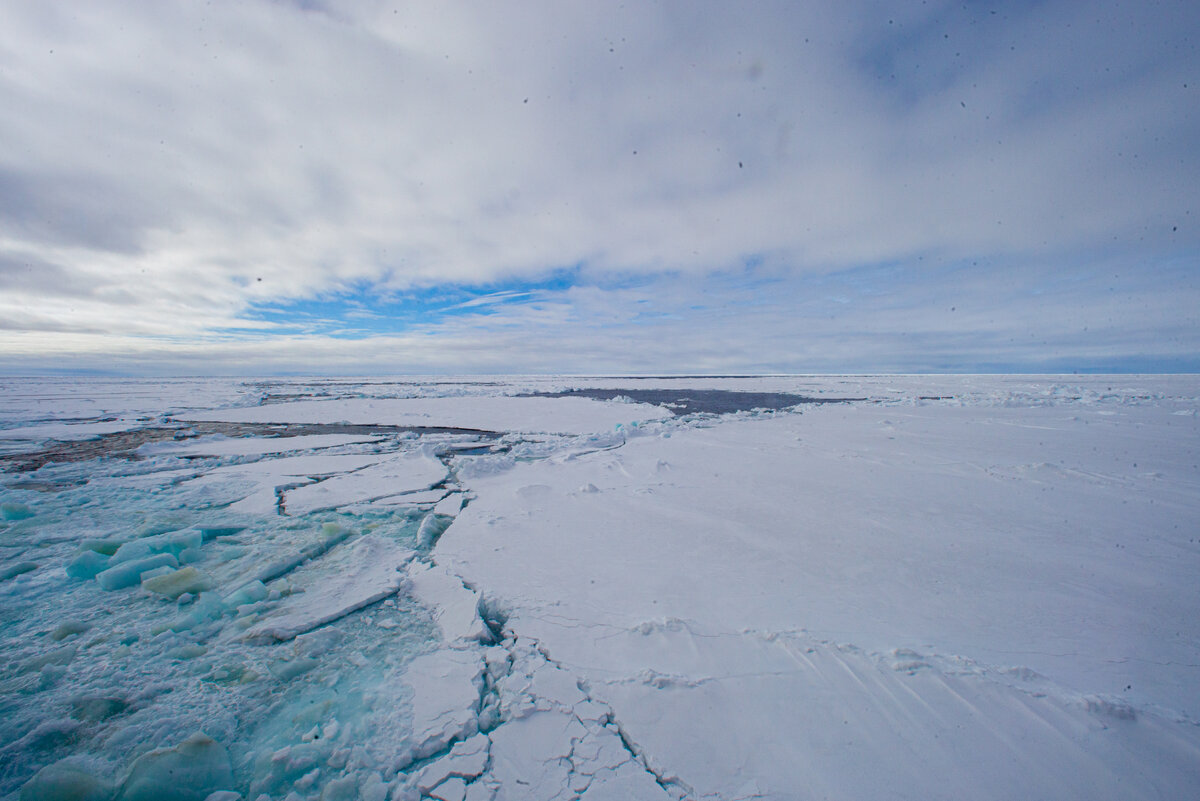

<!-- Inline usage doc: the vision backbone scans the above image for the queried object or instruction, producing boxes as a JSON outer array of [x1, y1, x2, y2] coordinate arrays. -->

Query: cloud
[[0, 0, 1196, 371], [2, 256, 1196, 374], [445, 291, 535, 311]]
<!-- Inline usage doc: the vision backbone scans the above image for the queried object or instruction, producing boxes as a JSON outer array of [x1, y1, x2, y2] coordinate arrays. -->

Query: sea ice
[[116, 732, 234, 801], [182, 452, 392, 516], [141, 566, 212, 599], [109, 529, 202, 564], [252, 522, 352, 584], [18, 760, 111, 801], [3, 374, 1199, 800], [282, 450, 446, 515], [95, 553, 179, 591], [433, 492, 465, 516], [138, 433, 385, 458], [2, 501, 35, 520], [182, 394, 673, 435], [406, 562, 487, 643], [433, 386, 1200, 798], [0, 561, 37, 581], [244, 534, 413, 642], [415, 734, 490, 794], [0, 419, 142, 442], [366, 488, 448, 508], [402, 648, 485, 760], [416, 512, 453, 549]]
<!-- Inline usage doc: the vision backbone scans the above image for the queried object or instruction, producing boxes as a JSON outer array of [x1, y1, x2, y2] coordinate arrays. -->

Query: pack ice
[[1, 375, 1198, 800]]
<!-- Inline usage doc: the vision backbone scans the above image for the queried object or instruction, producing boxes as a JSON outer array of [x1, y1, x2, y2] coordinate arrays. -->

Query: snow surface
[[437, 400, 1200, 798], [1, 375, 1198, 800]]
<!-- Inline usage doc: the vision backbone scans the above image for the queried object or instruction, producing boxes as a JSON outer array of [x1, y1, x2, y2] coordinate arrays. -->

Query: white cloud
[[446, 291, 534, 311], [0, 0, 1196, 369]]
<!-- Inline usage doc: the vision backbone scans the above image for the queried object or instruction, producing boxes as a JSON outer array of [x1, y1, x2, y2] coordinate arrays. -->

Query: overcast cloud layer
[[0, 0, 1197, 374]]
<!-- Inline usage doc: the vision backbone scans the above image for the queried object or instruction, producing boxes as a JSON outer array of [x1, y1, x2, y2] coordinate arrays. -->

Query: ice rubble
[[1, 375, 1199, 800]]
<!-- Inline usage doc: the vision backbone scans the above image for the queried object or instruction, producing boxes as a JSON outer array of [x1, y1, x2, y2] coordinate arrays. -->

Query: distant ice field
[[1, 375, 1198, 800]]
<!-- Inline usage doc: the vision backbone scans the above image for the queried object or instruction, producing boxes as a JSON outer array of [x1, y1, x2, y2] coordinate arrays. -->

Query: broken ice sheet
[[172, 452, 391, 515], [137, 432, 386, 458], [282, 450, 447, 515], [182, 394, 674, 435], [363, 488, 449, 509], [244, 534, 415, 642]]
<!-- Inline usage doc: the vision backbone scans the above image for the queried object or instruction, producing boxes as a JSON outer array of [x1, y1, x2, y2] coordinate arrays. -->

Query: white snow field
[[1, 375, 1198, 800]]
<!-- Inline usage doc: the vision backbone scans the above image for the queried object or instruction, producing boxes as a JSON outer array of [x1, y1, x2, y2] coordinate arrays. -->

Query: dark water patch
[[0, 427, 184, 473], [529, 388, 865, 416]]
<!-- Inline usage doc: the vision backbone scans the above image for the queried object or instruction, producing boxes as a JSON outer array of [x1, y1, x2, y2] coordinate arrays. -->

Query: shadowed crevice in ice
[[395, 543, 686, 798], [526, 388, 866, 415], [475, 631, 684, 800]]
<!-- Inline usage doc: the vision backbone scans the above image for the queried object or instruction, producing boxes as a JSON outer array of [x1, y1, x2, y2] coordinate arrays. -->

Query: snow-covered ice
[[282, 452, 447, 516], [138, 433, 386, 458], [181, 394, 673, 435], [1, 375, 1198, 800]]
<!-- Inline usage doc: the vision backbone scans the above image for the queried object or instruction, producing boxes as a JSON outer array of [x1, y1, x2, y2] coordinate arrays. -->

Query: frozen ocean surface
[[1, 375, 1198, 800]]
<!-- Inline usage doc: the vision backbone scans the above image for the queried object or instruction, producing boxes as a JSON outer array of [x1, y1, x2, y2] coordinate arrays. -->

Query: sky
[[0, 0, 1197, 375]]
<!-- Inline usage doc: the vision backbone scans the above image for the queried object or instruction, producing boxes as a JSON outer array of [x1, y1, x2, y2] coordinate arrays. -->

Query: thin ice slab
[[283, 451, 447, 515], [403, 648, 485, 760], [139, 433, 385, 457], [181, 452, 392, 514], [244, 535, 414, 643]]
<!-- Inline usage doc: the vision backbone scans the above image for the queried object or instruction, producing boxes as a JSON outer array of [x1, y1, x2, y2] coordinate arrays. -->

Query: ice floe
[[182, 394, 673, 435], [282, 451, 447, 516], [244, 534, 414, 642], [138, 433, 386, 458]]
